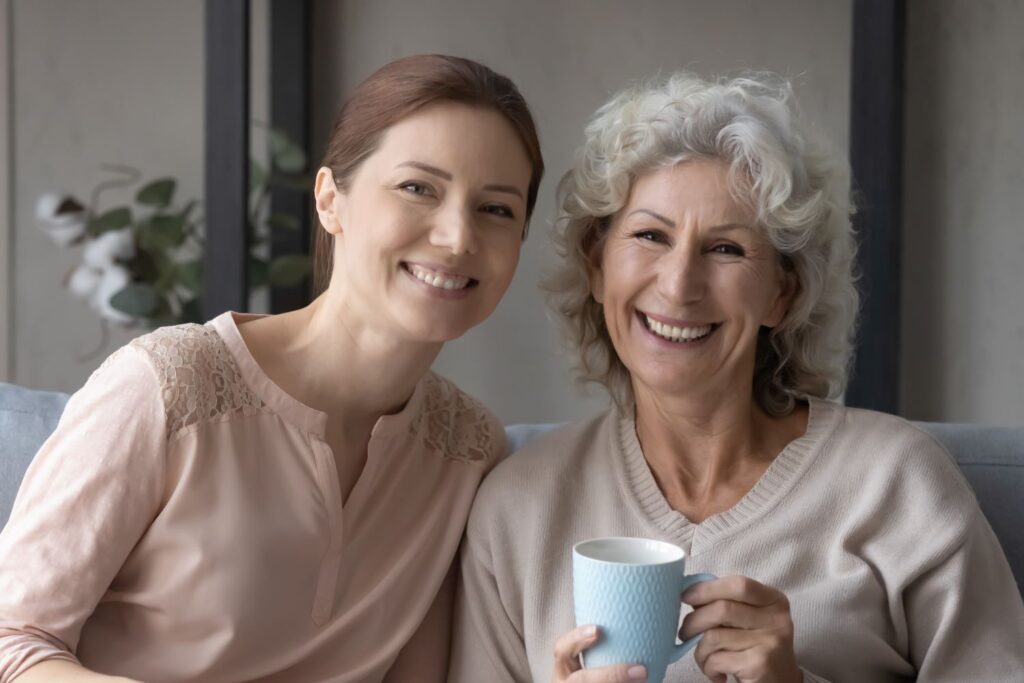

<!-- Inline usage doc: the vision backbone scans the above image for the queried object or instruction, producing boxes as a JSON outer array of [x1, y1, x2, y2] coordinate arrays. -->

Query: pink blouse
[[0, 312, 505, 682]]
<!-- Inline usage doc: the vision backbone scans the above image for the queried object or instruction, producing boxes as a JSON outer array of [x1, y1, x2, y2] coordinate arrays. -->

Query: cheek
[[487, 233, 523, 277]]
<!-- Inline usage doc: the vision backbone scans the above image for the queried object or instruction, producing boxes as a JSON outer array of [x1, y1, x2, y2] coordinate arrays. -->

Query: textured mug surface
[[573, 537, 716, 682]]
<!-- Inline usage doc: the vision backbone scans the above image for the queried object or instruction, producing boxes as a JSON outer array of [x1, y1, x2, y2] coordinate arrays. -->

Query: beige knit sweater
[[450, 398, 1024, 682]]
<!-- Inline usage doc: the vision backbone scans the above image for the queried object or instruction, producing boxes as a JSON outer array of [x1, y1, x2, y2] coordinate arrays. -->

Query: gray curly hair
[[545, 71, 859, 416]]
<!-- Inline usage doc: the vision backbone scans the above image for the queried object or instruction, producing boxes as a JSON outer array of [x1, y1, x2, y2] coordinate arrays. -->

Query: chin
[[630, 364, 702, 398], [403, 319, 476, 344]]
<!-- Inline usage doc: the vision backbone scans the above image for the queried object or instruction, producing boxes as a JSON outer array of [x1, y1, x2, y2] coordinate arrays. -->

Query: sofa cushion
[[916, 422, 1024, 590], [0, 383, 70, 527]]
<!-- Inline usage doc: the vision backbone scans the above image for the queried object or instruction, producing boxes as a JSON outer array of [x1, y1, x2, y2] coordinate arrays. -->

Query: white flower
[[36, 193, 88, 247], [90, 264, 135, 324], [82, 228, 135, 269], [67, 265, 102, 300]]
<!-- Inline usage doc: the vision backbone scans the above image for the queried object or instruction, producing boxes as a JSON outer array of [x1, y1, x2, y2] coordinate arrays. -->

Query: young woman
[[0, 54, 543, 683]]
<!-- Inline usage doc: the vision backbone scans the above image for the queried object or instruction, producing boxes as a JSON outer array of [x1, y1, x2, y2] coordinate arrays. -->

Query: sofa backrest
[[3, 383, 1022, 593]]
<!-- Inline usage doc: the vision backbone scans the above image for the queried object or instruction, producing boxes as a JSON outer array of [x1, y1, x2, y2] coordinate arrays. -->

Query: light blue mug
[[573, 537, 717, 682]]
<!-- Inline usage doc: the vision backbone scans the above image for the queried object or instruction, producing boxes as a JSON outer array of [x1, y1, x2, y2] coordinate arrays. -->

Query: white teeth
[[408, 264, 471, 291], [643, 315, 712, 343]]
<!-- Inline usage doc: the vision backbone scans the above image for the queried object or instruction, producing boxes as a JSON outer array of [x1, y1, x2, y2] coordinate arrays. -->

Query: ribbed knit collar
[[612, 397, 841, 554]]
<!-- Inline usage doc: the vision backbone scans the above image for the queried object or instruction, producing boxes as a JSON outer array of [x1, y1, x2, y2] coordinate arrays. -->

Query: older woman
[[450, 73, 1024, 682]]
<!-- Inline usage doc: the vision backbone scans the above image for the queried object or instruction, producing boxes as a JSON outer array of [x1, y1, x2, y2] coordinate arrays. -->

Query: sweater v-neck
[[613, 397, 841, 554]]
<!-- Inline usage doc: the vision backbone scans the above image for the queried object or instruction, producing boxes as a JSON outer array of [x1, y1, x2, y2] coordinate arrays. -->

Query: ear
[[314, 167, 345, 236], [586, 237, 606, 304], [764, 263, 799, 328]]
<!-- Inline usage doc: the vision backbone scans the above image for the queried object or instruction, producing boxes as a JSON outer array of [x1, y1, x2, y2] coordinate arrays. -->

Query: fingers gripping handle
[[670, 572, 717, 663]]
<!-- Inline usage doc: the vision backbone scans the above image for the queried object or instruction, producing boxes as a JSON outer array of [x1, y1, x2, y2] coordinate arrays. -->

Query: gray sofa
[[3, 382, 1022, 594]]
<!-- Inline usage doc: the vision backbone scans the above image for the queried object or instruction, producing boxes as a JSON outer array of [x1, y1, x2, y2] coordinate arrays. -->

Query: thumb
[[581, 663, 648, 683]]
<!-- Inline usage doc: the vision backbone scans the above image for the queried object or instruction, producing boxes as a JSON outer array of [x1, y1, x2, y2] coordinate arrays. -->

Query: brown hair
[[313, 54, 544, 293]]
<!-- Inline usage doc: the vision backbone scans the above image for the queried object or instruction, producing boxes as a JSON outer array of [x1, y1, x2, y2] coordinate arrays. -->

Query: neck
[[251, 291, 442, 426], [631, 381, 799, 517]]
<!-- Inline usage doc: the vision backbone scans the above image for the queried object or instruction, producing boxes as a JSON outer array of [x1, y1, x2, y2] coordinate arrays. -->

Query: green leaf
[[249, 256, 269, 289], [250, 160, 267, 192], [178, 260, 202, 292], [109, 283, 160, 317], [268, 254, 311, 287], [269, 128, 307, 173], [138, 213, 187, 250], [179, 199, 198, 221], [88, 207, 132, 235], [151, 252, 179, 292], [267, 212, 300, 231], [135, 178, 176, 207]]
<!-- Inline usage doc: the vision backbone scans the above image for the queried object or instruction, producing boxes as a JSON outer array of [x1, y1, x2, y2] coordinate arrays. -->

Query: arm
[[905, 506, 1024, 681], [383, 561, 458, 683], [448, 537, 531, 683], [12, 660, 138, 682], [0, 348, 166, 683]]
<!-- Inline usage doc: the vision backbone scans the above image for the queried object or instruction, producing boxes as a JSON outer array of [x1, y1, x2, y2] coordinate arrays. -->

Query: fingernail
[[628, 665, 647, 680], [584, 625, 597, 638]]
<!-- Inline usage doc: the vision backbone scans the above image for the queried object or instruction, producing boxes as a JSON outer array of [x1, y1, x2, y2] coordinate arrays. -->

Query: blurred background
[[0, 0, 1021, 426]]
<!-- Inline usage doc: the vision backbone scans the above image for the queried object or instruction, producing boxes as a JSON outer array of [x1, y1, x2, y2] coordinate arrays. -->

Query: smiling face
[[314, 101, 532, 343], [590, 159, 794, 404]]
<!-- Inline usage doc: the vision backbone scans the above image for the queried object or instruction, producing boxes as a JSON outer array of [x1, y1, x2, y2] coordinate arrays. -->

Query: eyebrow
[[481, 183, 524, 199], [398, 161, 452, 180], [627, 208, 674, 226], [708, 222, 755, 235], [396, 161, 525, 200], [627, 209, 753, 234]]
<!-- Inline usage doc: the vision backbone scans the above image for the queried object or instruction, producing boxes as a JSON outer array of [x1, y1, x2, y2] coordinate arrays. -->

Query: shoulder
[[822, 401, 980, 543], [830, 403, 968, 485], [467, 413, 610, 535], [412, 372, 506, 467], [119, 322, 263, 435], [492, 412, 608, 483]]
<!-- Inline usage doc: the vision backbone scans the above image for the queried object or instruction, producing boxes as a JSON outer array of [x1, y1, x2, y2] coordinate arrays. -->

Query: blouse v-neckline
[[210, 311, 427, 442]]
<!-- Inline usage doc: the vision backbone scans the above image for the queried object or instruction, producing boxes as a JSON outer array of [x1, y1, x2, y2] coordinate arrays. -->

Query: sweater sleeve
[[449, 534, 531, 683], [904, 504, 1024, 681], [0, 346, 167, 682]]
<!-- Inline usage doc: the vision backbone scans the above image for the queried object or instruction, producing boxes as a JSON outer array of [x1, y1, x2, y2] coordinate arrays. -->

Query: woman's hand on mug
[[551, 625, 648, 682], [679, 575, 801, 683]]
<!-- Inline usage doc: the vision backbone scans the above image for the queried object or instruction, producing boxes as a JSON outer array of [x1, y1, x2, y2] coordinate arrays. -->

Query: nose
[[429, 204, 478, 256], [657, 239, 706, 305]]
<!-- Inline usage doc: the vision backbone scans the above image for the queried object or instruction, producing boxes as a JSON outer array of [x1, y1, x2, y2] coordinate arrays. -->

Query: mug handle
[[670, 572, 718, 663]]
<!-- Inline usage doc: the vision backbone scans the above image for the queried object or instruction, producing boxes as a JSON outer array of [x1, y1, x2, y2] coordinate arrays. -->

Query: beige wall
[[311, 0, 853, 423], [0, 0, 9, 382], [10, 0, 204, 391], [902, 0, 1024, 425], [8, 1, 1019, 426]]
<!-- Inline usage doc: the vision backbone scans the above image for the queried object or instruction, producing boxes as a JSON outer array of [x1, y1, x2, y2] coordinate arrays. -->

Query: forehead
[[625, 159, 755, 224], [369, 102, 530, 175]]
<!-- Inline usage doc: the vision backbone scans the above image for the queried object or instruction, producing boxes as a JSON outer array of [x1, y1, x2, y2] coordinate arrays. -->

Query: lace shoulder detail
[[127, 323, 264, 436], [410, 373, 504, 465]]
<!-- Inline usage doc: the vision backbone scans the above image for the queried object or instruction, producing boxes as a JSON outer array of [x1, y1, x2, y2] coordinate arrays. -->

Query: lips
[[402, 262, 478, 291], [638, 311, 718, 343]]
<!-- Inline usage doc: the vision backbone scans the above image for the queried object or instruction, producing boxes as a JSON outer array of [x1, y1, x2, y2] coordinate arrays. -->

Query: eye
[[397, 181, 435, 197], [710, 243, 745, 256], [481, 203, 516, 219], [632, 229, 669, 244]]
